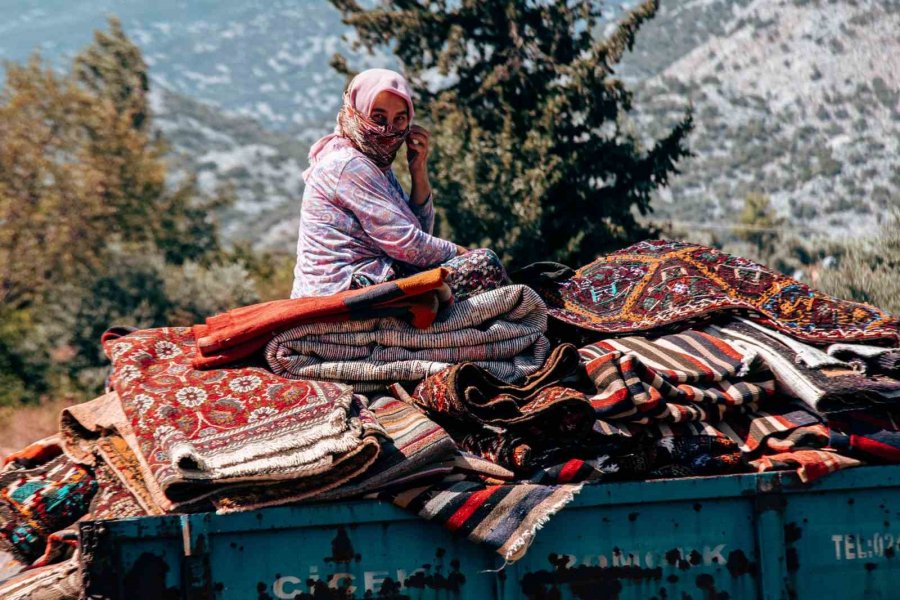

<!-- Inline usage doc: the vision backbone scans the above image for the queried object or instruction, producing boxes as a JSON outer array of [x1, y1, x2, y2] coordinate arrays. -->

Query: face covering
[[336, 92, 410, 170], [304, 68, 416, 180]]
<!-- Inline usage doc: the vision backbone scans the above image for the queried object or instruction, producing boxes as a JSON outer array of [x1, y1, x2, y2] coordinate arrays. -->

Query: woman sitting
[[292, 68, 508, 300]]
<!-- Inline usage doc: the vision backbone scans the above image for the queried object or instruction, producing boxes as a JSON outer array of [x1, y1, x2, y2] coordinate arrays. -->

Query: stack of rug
[[3, 239, 900, 592]]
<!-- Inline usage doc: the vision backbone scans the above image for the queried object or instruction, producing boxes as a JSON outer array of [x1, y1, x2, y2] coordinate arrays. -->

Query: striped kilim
[[380, 474, 581, 562], [707, 319, 900, 413], [579, 329, 776, 423], [408, 344, 594, 471], [317, 395, 458, 500], [748, 449, 861, 483], [534, 240, 900, 345], [265, 284, 550, 391], [829, 409, 900, 463], [714, 402, 829, 454]]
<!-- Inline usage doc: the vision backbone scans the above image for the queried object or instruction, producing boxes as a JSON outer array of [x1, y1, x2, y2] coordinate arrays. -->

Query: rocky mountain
[[627, 0, 900, 240]]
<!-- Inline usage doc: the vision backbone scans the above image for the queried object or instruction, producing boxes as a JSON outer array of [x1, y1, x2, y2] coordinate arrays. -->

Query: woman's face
[[369, 91, 410, 131]]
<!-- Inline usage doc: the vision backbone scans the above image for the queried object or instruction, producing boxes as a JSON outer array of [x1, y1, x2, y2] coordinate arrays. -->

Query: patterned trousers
[[351, 248, 511, 301]]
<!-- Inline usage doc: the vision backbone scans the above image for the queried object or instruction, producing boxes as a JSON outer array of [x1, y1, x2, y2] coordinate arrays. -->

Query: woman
[[292, 68, 508, 299]]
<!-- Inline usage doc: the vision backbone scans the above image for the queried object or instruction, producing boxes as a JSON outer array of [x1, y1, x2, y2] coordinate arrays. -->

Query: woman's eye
[[394, 117, 408, 128], [373, 114, 387, 125]]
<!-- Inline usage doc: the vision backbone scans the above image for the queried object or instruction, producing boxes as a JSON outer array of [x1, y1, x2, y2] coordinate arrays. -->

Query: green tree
[[0, 18, 260, 403], [330, 0, 692, 266], [733, 192, 784, 261]]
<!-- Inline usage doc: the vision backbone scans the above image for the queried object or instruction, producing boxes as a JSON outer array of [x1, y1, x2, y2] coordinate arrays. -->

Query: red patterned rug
[[102, 327, 381, 506]]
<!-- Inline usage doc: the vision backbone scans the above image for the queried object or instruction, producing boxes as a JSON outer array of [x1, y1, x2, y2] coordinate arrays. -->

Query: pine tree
[[330, 0, 692, 266]]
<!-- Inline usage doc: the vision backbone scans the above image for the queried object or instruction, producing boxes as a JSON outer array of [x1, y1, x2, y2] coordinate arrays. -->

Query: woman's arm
[[336, 157, 458, 267]]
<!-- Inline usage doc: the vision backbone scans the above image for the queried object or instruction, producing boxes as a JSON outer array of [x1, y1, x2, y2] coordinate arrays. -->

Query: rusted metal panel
[[79, 465, 900, 599]]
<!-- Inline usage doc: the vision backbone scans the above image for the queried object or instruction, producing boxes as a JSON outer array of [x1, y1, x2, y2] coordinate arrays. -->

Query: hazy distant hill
[[0, 0, 391, 139], [2, 0, 897, 251], [151, 87, 310, 250]]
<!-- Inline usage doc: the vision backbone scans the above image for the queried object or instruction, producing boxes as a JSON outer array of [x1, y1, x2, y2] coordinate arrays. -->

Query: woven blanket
[[748, 449, 861, 483], [826, 344, 900, 378], [708, 319, 900, 413], [408, 344, 594, 471], [193, 267, 451, 369], [0, 455, 96, 566], [579, 329, 776, 423], [829, 409, 900, 462], [102, 327, 381, 506], [533, 240, 899, 345], [265, 284, 550, 391], [380, 474, 581, 562], [303, 395, 458, 501]]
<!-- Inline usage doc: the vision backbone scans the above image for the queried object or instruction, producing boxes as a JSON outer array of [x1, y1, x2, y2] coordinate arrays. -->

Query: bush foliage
[[0, 19, 262, 405]]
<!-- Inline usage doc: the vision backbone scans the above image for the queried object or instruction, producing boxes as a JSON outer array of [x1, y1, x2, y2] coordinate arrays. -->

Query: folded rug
[[380, 474, 581, 563], [0, 455, 96, 567], [826, 344, 900, 378], [304, 395, 458, 501], [708, 319, 900, 413], [407, 344, 594, 471], [102, 327, 381, 506], [193, 267, 451, 369], [532, 240, 899, 345], [265, 284, 550, 391], [61, 392, 173, 514], [579, 329, 776, 423], [210, 395, 383, 513], [747, 449, 861, 483]]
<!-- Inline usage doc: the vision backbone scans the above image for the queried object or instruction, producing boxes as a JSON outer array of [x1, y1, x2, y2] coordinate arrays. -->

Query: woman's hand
[[406, 125, 430, 176]]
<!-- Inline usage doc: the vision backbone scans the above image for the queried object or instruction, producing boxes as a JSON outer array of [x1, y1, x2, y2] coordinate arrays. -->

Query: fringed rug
[[532, 240, 899, 345], [102, 327, 381, 506], [380, 474, 582, 562]]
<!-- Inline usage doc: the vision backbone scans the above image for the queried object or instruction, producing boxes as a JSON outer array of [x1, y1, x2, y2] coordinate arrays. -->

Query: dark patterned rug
[[529, 240, 899, 346]]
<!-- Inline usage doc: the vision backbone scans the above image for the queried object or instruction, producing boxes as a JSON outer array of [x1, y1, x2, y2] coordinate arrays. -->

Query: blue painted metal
[[79, 465, 900, 599]]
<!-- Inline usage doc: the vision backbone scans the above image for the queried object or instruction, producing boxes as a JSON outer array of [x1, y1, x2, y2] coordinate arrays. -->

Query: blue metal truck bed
[[79, 465, 900, 599]]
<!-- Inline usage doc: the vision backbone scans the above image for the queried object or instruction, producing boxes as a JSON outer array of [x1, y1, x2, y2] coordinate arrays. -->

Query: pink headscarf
[[304, 68, 415, 181]]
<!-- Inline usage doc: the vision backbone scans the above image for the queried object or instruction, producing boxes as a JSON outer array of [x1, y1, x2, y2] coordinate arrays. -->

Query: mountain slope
[[628, 0, 900, 238]]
